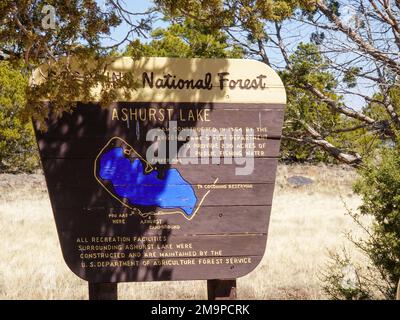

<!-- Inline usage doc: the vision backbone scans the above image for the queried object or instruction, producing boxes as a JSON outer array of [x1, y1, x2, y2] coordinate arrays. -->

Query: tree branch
[[302, 83, 376, 125], [316, 0, 400, 74]]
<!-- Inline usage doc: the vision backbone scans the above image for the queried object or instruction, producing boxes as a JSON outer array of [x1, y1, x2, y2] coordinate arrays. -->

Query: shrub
[[0, 62, 39, 173], [322, 147, 400, 299]]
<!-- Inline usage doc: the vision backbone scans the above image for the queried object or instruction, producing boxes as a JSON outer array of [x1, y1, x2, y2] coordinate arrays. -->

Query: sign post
[[88, 282, 118, 300], [32, 57, 286, 299], [207, 279, 237, 300]]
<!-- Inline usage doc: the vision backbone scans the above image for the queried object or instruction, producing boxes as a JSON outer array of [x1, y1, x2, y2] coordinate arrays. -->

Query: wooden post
[[88, 282, 118, 300], [207, 279, 237, 300], [396, 278, 400, 300]]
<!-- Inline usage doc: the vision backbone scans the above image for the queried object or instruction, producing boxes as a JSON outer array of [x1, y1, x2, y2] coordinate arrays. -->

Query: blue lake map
[[98, 147, 197, 217]]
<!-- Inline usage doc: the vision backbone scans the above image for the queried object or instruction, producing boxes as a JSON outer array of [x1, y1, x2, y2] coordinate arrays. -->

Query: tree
[[0, 61, 38, 172], [128, 19, 244, 59], [0, 1, 155, 126], [280, 42, 364, 164], [0, 1, 156, 172]]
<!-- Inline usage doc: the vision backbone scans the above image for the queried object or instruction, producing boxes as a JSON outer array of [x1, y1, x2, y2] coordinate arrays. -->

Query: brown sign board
[[32, 57, 286, 283]]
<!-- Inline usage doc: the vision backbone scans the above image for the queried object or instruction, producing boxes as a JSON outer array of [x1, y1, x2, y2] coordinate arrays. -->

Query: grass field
[[0, 164, 368, 299]]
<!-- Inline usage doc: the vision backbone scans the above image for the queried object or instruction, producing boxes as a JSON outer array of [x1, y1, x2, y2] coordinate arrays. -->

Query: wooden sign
[[32, 57, 286, 283]]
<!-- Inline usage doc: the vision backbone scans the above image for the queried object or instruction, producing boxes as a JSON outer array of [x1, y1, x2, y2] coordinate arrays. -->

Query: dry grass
[[0, 164, 369, 300]]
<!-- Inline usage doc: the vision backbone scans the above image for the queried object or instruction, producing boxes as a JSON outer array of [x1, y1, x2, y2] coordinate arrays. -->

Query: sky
[[99, 0, 163, 48]]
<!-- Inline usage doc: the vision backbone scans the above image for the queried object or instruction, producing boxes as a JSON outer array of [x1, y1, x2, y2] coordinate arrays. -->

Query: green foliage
[[29, 55, 138, 130], [155, 0, 316, 41], [322, 249, 373, 300], [156, 0, 316, 22], [280, 43, 343, 163], [327, 0, 340, 16], [127, 19, 244, 59], [0, 61, 39, 172], [343, 67, 361, 88], [284, 43, 337, 90], [354, 148, 400, 292], [1, 1, 150, 127], [322, 147, 400, 299], [328, 93, 391, 161], [280, 43, 386, 163]]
